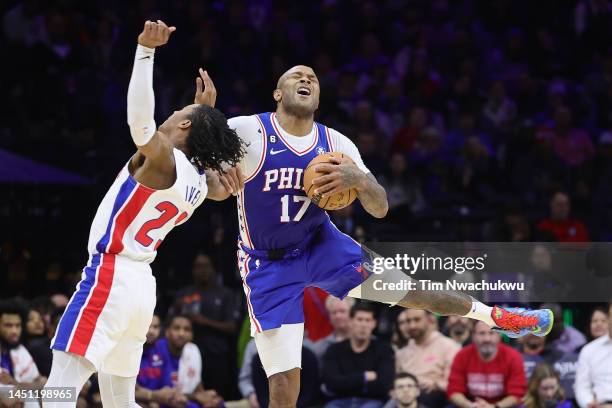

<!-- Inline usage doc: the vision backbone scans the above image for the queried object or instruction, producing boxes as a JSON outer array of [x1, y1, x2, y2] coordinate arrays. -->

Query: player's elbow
[[371, 199, 388, 218]]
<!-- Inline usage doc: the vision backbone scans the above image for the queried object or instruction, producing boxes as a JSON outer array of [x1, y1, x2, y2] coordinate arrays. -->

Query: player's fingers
[[225, 170, 237, 192], [235, 166, 245, 189], [218, 174, 232, 193], [315, 180, 339, 195], [195, 77, 203, 95], [314, 163, 337, 174], [328, 157, 342, 164], [322, 185, 346, 198], [169, 26, 177, 32], [311, 173, 335, 185], [202, 70, 216, 92]]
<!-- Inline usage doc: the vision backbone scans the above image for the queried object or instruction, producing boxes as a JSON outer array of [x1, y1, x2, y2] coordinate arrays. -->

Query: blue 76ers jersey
[[238, 112, 332, 250]]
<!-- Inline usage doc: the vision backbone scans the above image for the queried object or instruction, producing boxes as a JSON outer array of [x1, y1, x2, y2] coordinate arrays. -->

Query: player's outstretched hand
[[194, 68, 217, 107], [138, 20, 176, 49]]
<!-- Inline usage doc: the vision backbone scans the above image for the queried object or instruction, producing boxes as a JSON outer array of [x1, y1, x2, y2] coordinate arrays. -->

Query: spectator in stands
[[136, 314, 223, 408], [394, 308, 413, 350], [173, 253, 241, 399], [379, 152, 426, 224], [587, 306, 609, 341], [455, 135, 495, 201], [482, 80, 517, 137], [25, 308, 45, 343], [392, 106, 429, 155], [238, 339, 260, 408], [357, 131, 387, 177], [447, 321, 527, 408], [0, 301, 46, 406], [395, 309, 460, 408], [550, 106, 595, 168], [537, 192, 591, 242], [443, 316, 473, 347], [322, 303, 394, 408], [384, 372, 426, 408], [518, 334, 577, 400], [310, 296, 355, 365], [27, 306, 64, 377], [574, 302, 612, 408], [522, 364, 572, 408], [541, 303, 587, 353]]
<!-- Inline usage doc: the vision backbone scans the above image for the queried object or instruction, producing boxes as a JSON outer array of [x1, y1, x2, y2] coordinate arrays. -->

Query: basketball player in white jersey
[[43, 20, 244, 407]]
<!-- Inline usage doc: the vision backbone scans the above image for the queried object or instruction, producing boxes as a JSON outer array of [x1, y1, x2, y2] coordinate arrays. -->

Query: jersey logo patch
[[269, 148, 287, 156], [316, 146, 326, 155]]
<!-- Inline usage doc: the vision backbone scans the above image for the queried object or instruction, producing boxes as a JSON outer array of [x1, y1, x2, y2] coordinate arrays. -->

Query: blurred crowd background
[[1, 0, 612, 407]]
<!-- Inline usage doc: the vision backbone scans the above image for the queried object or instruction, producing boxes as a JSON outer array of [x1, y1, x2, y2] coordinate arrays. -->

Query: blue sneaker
[[491, 306, 554, 338]]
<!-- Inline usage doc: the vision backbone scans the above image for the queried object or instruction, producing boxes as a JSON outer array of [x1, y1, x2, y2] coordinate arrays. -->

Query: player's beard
[[281, 94, 317, 119], [0, 337, 19, 350]]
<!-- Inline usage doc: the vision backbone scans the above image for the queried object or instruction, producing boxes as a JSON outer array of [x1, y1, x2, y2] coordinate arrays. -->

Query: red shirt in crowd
[[537, 219, 590, 242], [447, 343, 527, 403], [303, 287, 333, 341]]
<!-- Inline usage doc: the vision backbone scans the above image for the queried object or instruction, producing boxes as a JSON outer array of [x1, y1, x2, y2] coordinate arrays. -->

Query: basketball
[[303, 152, 358, 210]]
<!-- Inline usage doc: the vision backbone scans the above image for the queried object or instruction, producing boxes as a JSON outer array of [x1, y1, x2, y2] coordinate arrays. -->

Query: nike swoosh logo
[[269, 148, 287, 155], [138, 56, 151, 60]]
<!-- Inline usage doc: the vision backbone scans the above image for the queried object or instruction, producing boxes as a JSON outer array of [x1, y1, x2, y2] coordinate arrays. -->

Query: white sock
[[464, 300, 496, 327]]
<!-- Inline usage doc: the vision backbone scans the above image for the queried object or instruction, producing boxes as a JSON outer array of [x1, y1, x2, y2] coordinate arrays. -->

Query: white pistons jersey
[[87, 148, 207, 263]]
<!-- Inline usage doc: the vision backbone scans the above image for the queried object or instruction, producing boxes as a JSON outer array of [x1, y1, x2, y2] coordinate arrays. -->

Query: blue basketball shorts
[[237, 220, 368, 335]]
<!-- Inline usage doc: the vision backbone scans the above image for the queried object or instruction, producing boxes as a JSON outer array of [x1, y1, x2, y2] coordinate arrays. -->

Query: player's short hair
[[0, 299, 27, 323], [187, 105, 245, 173], [350, 302, 376, 319], [164, 313, 193, 330], [395, 372, 419, 387]]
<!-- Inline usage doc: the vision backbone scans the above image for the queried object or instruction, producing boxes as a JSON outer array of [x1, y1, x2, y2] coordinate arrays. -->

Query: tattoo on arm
[[356, 173, 388, 218]]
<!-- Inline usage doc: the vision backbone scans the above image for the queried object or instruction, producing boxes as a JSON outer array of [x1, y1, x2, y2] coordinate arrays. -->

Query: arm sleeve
[[228, 115, 264, 179], [127, 45, 157, 146], [238, 340, 257, 397], [505, 349, 527, 398], [574, 347, 593, 408], [321, 345, 365, 394], [328, 128, 370, 174]]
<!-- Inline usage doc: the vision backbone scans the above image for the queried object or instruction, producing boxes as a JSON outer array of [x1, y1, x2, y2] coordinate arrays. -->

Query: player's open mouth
[[297, 86, 311, 96]]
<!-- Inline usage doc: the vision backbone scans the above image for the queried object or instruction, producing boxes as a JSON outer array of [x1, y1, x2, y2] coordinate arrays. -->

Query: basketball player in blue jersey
[[213, 66, 554, 407], [43, 21, 244, 407]]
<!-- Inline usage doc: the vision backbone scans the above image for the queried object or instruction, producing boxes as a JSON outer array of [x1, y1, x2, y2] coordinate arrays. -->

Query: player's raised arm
[[193, 69, 245, 200], [127, 20, 176, 162]]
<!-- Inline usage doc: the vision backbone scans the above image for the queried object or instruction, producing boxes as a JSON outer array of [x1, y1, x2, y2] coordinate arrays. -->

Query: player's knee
[[268, 368, 300, 407]]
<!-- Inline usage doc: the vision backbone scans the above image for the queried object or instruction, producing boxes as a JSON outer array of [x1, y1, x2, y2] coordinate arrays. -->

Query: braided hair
[[186, 105, 245, 173]]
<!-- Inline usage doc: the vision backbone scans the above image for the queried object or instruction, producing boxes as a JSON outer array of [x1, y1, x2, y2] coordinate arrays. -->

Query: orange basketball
[[303, 152, 358, 210]]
